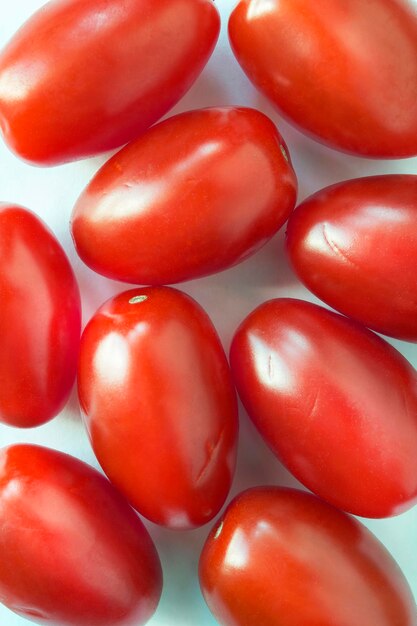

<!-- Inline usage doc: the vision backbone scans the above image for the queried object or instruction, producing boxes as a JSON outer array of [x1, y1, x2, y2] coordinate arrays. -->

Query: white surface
[[0, 1, 416, 624]]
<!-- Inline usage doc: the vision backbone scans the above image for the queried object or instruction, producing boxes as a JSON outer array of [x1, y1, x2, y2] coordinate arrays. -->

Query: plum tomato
[[199, 487, 417, 626], [70, 106, 297, 285], [230, 298, 417, 518], [286, 175, 417, 341], [0, 444, 162, 626], [0, 203, 81, 428], [78, 286, 239, 529], [228, 0, 417, 157], [0, 0, 220, 165]]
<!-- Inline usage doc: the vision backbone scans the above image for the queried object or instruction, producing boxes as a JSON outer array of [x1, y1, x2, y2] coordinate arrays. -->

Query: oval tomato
[[0, 0, 220, 165], [0, 444, 162, 626], [0, 204, 81, 428], [78, 287, 238, 529], [199, 487, 417, 626], [230, 298, 417, 518], [286, 175, 417, 341], [228, 0, 417, 157], [70, 107, 297, 285]]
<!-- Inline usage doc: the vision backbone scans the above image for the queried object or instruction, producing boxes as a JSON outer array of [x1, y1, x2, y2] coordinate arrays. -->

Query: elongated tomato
[[0, 204, 81, 427], [0, 444, 162, 626], [229, 0, 417, 157], [0, 0, 220, 165], [199, 487, 417, 626], [71, 107, 297, 285], [78, 287, 238, 529], [230, 298, 417, 518], [286, 175, 417, 341]]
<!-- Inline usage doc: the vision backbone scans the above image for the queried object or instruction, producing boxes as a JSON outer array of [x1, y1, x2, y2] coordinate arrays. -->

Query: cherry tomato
[[0, 444, 162, 626], [71, 107, 297, 285], [0, 204, 81, 428], [230, 298, 417, 518], [228, 0, 417, 157], [78, 287, 238, 529], [199, 487, 417, 626], [286, 175, 417, 341], [0, 0, 220, 166]]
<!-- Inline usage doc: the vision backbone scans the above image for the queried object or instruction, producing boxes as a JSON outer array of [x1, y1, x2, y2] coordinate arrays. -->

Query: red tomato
[[70, 107, 297, 285], [0, 0, 220, 165], [0, 204, 81, 428], [78, 287, 238, 529], [199, 487, 417, 626], [0, 444, 162, 626], [228, 0, 417, 157], [286, 175, 417, 341], [230, 298, 417, 518]]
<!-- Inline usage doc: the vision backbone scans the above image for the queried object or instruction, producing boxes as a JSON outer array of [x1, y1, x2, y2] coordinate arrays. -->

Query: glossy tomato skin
[[0, 204, 81, 428], [78, 287, 238, 529], [0, 444, 162, 626], [230, 298, 417, 518], [199, 487, 417, 626], [0, 0, 220, 166], [286, 175, 417, 341], [228, 0, 417, 157], [71, 107, 297, 285]]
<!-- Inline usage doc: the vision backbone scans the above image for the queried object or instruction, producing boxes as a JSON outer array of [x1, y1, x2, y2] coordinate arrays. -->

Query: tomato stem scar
[[129, 295, 148, 304]]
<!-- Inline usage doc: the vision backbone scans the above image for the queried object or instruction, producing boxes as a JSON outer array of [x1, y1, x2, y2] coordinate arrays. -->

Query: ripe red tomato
[[199, 487, 417, 626], [286, 175, 417, 341], [0, 0, 220, 165], [78, 287, 238, 529], [0, 444, 162, 626], [228, 0, 417, 157], [230, 298, 417, 518], [0, 204, 81, 428], [71, 107, 297, 285]]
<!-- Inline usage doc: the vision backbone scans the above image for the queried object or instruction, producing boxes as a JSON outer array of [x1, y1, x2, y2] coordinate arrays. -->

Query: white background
[[0, 1, 416, 624]]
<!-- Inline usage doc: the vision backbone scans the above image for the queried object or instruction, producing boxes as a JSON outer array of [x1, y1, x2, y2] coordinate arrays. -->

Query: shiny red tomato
[[78, 287, 238, 529], [228, 0, 417, 157], [71, 106, 297, 285], [0, 0, 220, 165], [230, 298, 417, 518], [199, 487, 417, 626], [286, 175, 417, 341], [0, 444, 162, 626], [0, 204, 81, 428]]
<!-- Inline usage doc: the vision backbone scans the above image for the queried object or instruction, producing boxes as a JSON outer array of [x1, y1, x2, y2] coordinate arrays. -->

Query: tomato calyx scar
[[129, 295, 148, 304]]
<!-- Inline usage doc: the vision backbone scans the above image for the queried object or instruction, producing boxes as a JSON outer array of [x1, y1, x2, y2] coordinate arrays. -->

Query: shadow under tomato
[[145, 521, 218, 626], [183, 229, 306, 351], [232, 399, 305, 497]]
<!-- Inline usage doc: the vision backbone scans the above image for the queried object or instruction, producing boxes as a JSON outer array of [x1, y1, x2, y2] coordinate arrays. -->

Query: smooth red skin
[[228, 0, 417, 158], [0, 444, 162, 626], [78, 287, 239, 529], [0, 204, 81, 427], [286, 175, 417, 341], [71, 107, 297, 285], [199, 487, 417, 626], [0, 0, 220, 166], [230, 298, 417, 518]]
